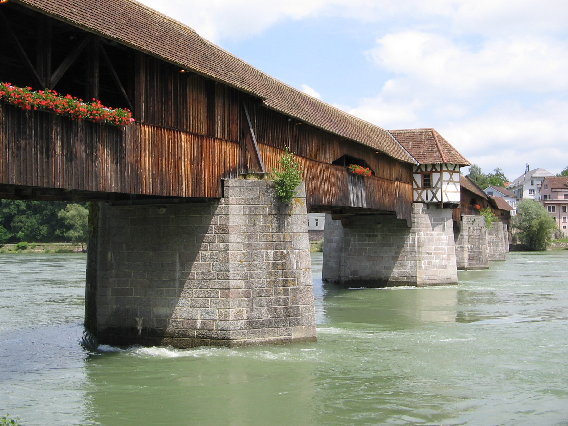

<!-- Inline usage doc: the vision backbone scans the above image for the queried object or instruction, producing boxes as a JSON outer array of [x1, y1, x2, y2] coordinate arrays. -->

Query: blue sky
[[138, 0, 568, 181]]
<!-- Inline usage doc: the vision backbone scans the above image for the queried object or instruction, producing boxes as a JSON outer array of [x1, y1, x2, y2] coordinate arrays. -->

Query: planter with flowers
[[348, 164, 372, 177], [0, 82, 134, 126]]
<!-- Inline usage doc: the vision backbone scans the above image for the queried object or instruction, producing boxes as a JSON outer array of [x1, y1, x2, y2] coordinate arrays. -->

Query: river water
[[1, 251, 568, 425]]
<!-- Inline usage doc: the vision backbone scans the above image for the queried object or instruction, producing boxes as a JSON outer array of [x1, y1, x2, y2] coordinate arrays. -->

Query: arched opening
[[332, 155, 374, 175]]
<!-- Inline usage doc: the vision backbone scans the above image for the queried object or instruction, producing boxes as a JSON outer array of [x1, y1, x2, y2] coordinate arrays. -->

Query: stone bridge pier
[[85, 179, 316, 348], [323, 203, 458, 287], [455, 216, 509, 269]]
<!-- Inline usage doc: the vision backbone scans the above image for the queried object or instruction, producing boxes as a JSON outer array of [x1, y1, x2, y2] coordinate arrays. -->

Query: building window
[[544, 184, 548, 189], [423, 173, 432, 188], [314, 219, 319, 227], [543, 194, 548, 200], [529, 189, 535, 195], [531, 180, 534, 185], [563, 206, 567, 213], [564, 194, 568, 199], [548, 205, 556, 213], [563, 217, 567, 223]]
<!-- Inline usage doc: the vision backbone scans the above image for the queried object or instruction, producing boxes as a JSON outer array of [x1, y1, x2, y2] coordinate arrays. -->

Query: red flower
[[348, 164, 373, 177], [0, 81, 134, 126]]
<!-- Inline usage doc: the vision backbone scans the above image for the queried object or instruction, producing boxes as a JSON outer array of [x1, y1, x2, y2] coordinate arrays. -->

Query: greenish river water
[[1, 251, 568, 425]]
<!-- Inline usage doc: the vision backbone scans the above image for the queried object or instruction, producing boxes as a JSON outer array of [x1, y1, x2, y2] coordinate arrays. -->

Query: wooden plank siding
[[0, 101, 412, 218]]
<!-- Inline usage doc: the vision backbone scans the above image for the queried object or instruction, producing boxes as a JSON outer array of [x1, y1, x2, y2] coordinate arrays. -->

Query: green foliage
[[15, 241, 28, 251], [1, 415, 20, 425], [272, 149, 303, 204], [58, 204, 89, 245], [513, 199, 557, 251], [557, 166, 568, 177], [479, 207, 498, 227], [0, 225, 10, 244], [0, 200, 88, 244], [468, 164, 509, 190]]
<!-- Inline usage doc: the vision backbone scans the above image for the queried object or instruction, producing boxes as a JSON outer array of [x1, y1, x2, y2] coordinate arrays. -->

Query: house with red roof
[[540, 176, 568, 235]]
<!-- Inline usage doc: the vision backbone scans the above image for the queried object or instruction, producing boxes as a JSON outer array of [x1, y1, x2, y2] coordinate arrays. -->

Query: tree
[[0, 200, 68, 242], [486, 168, 509, 188], [467, 164, 509, 189], [512, 199, 557, 250], [58, 203, 89, 249], [557, 166, 568, 177]]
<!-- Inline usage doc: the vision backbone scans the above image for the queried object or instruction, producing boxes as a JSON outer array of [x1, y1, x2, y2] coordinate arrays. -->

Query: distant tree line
[[0, 200, 88, 244]]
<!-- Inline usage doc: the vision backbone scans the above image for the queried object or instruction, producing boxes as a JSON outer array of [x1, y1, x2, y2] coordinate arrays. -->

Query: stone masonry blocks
[[322, 203, 458, 287], [86, 178, 316, 348]]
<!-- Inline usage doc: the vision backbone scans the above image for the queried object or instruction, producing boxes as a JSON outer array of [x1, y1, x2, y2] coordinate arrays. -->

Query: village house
[[510, 166, 554, 201], [540, 176, 568, 235], [484, 185, 518, 215]]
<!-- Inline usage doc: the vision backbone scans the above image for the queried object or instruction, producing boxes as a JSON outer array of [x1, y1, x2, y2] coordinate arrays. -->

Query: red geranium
[[0, 82, 134, 126], [348, 164, 372, 177]]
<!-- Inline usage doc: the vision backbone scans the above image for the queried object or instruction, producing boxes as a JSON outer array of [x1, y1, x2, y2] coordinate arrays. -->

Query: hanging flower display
[[474, 203, 481, 210], [348, 164, 372, 177], [0, 82, 134, 126]]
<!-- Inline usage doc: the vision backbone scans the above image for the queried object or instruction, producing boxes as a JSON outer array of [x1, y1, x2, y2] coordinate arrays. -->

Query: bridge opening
[[331, 155, 374, 175], [0, 2, 135, 113]]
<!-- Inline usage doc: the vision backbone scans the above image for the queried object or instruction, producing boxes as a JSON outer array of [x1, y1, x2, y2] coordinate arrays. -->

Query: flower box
[[0, 82, 134, 126], [348, 164, 372, 177]]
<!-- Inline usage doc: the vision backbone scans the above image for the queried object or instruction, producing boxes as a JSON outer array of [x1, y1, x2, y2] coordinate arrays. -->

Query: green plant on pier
[[272, 148, 303, 204], [479, 207, 498, 227]]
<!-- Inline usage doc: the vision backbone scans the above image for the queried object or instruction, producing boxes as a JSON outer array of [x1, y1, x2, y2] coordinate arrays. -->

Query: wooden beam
[[134, 53, 146, 121], [243, 103, 266, 173], [87, 39, 100, 101], [36, 17, 52, 88], [49, 36, 90, 88], [0, 9, 43, 87], [100, 44, 134, 111]]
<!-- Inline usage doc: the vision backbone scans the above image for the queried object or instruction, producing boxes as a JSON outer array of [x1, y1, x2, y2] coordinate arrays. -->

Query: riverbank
[[0, 242, 85, 254]]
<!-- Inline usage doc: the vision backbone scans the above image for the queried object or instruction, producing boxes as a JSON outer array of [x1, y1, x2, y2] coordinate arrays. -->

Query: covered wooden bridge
[[0, 0, 415, 222]]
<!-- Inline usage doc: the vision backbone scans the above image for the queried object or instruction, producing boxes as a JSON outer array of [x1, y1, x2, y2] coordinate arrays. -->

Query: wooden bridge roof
[[14, 0, 415, 164], [389, 128, 469, 166], [460, 176, 488, 199], [490, 196, 513, 211]]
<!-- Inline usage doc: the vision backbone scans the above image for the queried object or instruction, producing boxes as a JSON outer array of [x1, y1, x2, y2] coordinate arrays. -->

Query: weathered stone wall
[[86, 179, 316, 348], [322, 203, 457, 287], [455, 215, 489, 270], [487, 222, 508, 261]]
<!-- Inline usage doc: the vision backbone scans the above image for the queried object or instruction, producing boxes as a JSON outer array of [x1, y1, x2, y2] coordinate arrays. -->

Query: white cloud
[[137, 0, 327, 41], [137, 0, 568, 42], [367, 31, 568, 97], [300, 84, 321, 99], [440, 101, 568, 178]]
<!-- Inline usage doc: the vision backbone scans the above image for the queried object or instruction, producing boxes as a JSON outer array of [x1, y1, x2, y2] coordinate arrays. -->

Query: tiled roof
[[389, 128, 469, 166], [490, 196, 513, 211], [511, 168, 554, 186], [487, 185, 516, 198], [542, 176, 568, 189], [460, 176, 488, 199], [16, 0, 415, 163]]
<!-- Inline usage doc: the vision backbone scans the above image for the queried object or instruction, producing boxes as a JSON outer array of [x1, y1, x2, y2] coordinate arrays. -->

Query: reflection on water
[[1, 251, 568, 424]]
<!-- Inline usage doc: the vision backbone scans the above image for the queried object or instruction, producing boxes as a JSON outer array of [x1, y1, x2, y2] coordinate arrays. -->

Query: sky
[[138, 0, 568, 181]]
